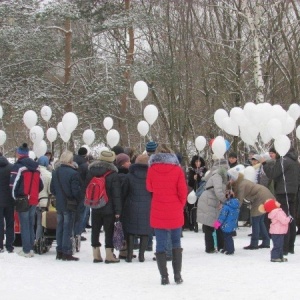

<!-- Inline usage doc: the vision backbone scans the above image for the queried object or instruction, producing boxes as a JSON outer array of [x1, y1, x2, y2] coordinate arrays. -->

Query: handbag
[[15, 196, 30, 212], [113, 219, 124, 251], [57, 171, 77, 212]]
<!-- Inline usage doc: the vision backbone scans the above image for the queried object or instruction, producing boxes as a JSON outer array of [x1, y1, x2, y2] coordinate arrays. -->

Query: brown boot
[[93, 247, 103, 263], [105, 248, 120, 264]]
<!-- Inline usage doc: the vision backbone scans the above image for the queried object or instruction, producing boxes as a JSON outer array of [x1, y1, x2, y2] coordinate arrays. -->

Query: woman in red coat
[[146, 144, 187, 285]]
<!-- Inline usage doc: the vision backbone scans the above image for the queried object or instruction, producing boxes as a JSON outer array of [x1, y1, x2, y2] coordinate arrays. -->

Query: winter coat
[[85, 160, 122, 216], [10, 157, 43, 206], [50, 164, 82, 212], [268, 208, 290, 234], [123, 163, 152, 235], [197, 160, 228, 227], [231, 174, 275, 217], [187, 156, 207, 191], [0, 156, 14, 207], [38, 166, 52, 208], [263, 149, 299, 195], [73, 154, 88, 200], [217, 198, 240, 233], [146, 153, 187, 229]]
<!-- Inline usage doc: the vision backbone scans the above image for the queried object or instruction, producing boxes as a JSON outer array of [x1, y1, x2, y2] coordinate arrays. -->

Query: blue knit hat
[[38, 155, 49, 167], [17, 143, 29, 156], [146, 141, 158, 153]]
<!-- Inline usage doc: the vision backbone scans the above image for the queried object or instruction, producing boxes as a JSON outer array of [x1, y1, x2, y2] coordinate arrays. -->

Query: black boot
[[139, 235, 148, 262], [155, 252, 170, 285], [172, 248, 183, 284], [126, 234, 134, 263]]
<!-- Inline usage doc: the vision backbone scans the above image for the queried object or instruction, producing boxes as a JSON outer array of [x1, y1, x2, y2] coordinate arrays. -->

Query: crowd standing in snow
[[0, 141, 300, 285]]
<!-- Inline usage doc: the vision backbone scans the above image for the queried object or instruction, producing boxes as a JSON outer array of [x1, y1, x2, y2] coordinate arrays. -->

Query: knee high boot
[[155, 252, 170, 285], [126, 234, 134, 263], [139, 235, 148, 262], [93, 247, 103, 263], [172, 248, 183, 284]]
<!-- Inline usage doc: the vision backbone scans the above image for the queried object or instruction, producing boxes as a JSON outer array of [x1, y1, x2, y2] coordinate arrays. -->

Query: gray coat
[[197, 160, 228, 227]]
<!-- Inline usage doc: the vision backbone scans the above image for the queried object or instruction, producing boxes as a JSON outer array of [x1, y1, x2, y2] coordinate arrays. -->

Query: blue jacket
[[217, 198, 240, 233], [50, 164, 82, 212]]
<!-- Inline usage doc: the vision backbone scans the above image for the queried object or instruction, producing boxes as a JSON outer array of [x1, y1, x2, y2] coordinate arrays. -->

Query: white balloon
[[28, 150, 36, 160], [0, 130, 6, 145], [83, 129, 95, 145], [229, 107, 246, 126], [195, 136, 206, 151], [103, 117, 113, 131], [271, 105, 287, 124], [133, 81, 148, 102], [40, 106, 52, 122], [240, 127, 256, 146], [29, 126, 44, 144], [282, 115, 295, 135], [259, 125, 272, 144], [33, 140, 47, 158], [46, 128, 57, 143], [243, 102, 257, 120], [62, 112, 78, 134], [57, 122, 65, 135], [267, 118, 282, 139], [296, 125, 300, 140], [288, 103, 300, 121], [214, 109, 228, 129], [187, 190, 197, 205], [222, 117, 239, 136], [243, 166, 256, 183], [23, 110, 38, 129], [274, 135, 291, 157], [60, 131, 71, 143], [137, 120, 150, 136], [212, 136, 227, 159], [106, 129, 120, 148], [0, 106, 3, 119], [144, 105, 158, 125]]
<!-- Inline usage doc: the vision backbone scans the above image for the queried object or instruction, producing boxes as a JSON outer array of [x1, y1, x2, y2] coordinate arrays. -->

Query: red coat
[[146, 153, 188, 229]]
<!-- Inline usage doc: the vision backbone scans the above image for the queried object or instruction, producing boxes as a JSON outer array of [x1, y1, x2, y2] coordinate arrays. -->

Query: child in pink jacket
[[259, 199, 291, 263]]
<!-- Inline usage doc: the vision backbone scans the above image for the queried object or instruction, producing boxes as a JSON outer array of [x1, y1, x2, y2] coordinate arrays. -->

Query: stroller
[[34, 195, 57, 254]]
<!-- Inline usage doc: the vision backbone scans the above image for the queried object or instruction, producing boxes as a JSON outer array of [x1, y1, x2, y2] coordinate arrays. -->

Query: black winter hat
[[78, 147, 88, 156]]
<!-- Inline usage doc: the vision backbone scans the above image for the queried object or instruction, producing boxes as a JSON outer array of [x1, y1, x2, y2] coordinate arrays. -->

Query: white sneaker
[[30, 250, 34, 257], [18, 250, 32, 258]]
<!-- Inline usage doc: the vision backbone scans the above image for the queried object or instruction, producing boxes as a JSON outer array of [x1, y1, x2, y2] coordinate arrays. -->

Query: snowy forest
[[1, 0, 300, 165]]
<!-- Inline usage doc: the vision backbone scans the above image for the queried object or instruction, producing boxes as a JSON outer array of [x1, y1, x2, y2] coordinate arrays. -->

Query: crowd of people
[[0, 141, 299, 285]]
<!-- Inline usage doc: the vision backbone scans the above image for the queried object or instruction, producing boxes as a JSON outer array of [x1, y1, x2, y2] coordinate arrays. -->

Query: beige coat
[[231, 174, 275, 217]]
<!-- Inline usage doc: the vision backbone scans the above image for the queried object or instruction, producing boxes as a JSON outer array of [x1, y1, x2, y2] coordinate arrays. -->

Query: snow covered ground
[[1, 226, 300, 300]]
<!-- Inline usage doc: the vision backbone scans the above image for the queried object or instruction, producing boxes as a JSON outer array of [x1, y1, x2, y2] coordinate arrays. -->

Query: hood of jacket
[[73, 154, 87, 166], [17, 157, 39, 171], [285, 148, 297, 161], [129, 163, 148, 179], [148, 153, 179, 166], [225, 198, 240, 209], [88, 160, 118, 175], [0, 156, 9, 167]]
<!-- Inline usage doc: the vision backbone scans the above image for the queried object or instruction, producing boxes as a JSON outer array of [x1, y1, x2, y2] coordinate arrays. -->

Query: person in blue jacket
[[214, 195, 240, 255]]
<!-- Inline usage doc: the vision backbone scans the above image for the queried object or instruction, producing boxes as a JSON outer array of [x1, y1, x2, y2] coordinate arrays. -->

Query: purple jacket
[[268, 208, 290, 235]]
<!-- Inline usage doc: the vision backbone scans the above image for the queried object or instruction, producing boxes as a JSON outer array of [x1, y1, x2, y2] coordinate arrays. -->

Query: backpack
[[84, 171, 113, 209], [195, 179, 214, 198], [12, 166, 43, 205]]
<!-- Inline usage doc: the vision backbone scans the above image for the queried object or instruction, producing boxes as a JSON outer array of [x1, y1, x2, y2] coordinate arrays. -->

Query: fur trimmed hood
[[148, 153, 179, 166], [88, 160, 118, 172]]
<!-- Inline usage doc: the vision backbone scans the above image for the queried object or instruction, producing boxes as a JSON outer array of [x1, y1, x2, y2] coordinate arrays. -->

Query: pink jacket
[[268, 208, 290, 235]]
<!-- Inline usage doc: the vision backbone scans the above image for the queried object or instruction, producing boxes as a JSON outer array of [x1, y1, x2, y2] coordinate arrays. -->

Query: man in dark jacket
[[262, 147, 299, 255], [86, 150, 122, 263], [10, 143, 43, 257], [51, 150, 82, 261], [0, 153, 14, 253]]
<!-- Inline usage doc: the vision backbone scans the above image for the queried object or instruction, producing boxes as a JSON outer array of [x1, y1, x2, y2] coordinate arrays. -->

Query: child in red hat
[[259, 199, 291, 262]]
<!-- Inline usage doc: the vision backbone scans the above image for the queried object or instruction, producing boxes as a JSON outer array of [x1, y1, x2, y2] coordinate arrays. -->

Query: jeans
[[250, 214, 270, 247], [223, 232, 234, 254], [154, 228, 181, 253], [56, 211, 75, 255], [271, 234, 284, 259], [0, 205, 15, 251], [18, 205, 36, 253]]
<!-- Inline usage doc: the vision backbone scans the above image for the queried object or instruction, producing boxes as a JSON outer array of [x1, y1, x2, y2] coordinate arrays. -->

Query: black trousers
[[91, 210, 114, 248], [202, 225, 224, 252]]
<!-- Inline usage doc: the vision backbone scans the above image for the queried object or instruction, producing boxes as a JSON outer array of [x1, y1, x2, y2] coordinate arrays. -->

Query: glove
[[213, 220, 221, 229]]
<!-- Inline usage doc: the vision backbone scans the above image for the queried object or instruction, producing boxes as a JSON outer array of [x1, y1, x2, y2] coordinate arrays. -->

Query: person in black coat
[[123, 154, 152, 262], [186, 155, 207, 232], [51, 150, 82, 261], [0, 153, 14, 253], [85, 150, 122, 263]]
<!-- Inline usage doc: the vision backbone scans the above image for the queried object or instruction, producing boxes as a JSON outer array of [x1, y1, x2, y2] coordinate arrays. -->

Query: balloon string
[[280, 157, 290, 215]]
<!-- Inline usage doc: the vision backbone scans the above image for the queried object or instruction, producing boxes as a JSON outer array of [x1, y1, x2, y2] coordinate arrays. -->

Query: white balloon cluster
[[102, 117, 120, 148], [214, 102, 300, 156], [0, 105, 6, 146]]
